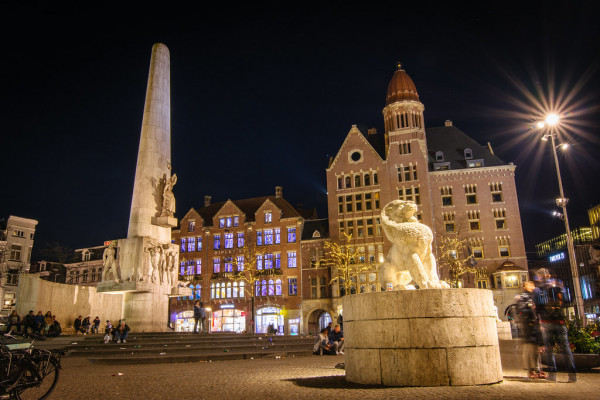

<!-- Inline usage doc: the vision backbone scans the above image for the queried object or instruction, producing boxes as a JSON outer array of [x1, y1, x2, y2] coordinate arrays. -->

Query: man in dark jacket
[[533, 268, 576, 383], [329, 324, 345, 355], [113, 320, 130, 343], [23, 310, 36, 335], [74, 315, 84, 334]]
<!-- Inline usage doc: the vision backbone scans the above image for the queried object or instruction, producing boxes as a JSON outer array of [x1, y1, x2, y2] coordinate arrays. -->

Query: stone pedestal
[[343, 289, 503, 386], [496, 320, 513, 340]]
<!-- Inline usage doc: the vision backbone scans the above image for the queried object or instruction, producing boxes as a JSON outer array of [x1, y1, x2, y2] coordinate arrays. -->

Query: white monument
[[344, 200, 502, 387], [97, 43, 189, 332]]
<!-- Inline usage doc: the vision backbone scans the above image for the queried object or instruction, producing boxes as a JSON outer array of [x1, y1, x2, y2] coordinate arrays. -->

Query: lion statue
[[378, 200, 449, 290]]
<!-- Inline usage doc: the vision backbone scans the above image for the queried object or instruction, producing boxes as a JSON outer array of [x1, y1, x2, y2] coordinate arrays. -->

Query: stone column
[[343, 289, 503, 386]]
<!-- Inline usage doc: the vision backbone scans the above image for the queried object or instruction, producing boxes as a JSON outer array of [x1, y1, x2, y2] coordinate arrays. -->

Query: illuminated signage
[[221, 304, 234, 309], [104, 240, 114, 246], [549, 252, 565, 262]]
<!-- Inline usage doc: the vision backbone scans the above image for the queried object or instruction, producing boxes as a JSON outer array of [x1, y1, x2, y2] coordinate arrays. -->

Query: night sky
[[2, 1, 599, 259]]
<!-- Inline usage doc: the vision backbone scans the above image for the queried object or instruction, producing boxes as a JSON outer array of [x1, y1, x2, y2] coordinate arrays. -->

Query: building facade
[[0, 215, 38, 317], [325, 64, 527, 294], [172, 187, 305, 335], [62, 245, 108, 287]]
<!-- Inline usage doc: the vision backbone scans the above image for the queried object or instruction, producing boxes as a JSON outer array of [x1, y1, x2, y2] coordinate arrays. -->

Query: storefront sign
[[549, 252, 565, 262], [221, 304, 235, 309]]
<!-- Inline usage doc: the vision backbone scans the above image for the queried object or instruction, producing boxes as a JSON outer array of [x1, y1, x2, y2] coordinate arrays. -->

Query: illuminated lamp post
[[537, 113, 586, 326]]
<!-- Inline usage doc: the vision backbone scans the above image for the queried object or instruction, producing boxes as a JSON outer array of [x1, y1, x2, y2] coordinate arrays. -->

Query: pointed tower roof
[[385, 62, 420, 105]]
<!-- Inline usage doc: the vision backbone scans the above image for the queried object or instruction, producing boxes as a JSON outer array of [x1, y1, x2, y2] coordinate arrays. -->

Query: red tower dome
[[385, 63, 420, 105]]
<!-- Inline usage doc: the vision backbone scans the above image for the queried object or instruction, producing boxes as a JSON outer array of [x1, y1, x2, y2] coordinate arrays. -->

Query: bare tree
[[322, 232, 377, 296]]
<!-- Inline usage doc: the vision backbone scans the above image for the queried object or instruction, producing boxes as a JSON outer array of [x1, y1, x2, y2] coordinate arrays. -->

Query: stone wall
[[17, 274, 123, 329], [343, 289, 503, 386]]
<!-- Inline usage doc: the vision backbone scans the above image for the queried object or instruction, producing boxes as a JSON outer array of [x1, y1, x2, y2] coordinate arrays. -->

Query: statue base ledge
[[97, 281, 155, 294], [153, 216, 178, 228], [170, 286, 193, 297]]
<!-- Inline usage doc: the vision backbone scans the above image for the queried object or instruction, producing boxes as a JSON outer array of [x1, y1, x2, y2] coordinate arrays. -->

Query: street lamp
[[537, 114, 586, 326]]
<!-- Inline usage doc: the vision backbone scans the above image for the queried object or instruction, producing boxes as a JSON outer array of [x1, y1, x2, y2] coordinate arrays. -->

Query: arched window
[[188, 285, 194, 300], [268, 279, 275, 296], [255, 280, 260, 297], [233, 282, 238, 298], [214, 283, 220, 299], [220, 283, 226, 299], [261, 280, 268, 297], [275, 279, 282, 296], [345, 176, 351, 188], [354, 175, 361, 187], [211, 283, 215, 299], [239, 282, 245, 298], [364, 174, 370, 186], [195, 284, 201, 299], [226, 282, 232, 298]]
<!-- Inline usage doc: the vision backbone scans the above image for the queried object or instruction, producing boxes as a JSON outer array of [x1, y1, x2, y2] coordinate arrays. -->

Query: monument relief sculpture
[[102, 241, 122, 283], [378, 200, 449, 289], [163, 243, 180, 287], [161, 173, 177, 217]]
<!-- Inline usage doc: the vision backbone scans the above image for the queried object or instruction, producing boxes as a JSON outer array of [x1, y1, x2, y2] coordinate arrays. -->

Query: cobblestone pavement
[[48, 342, 599, 400]]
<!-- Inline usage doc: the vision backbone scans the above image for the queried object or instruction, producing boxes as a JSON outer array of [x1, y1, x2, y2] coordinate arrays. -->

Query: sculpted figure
[[378, 200, 449, 290], [163, 244, 180, 287], [102, 241, 121, 283], [161, 173, 177, 217], [147, 244, 162, 283]]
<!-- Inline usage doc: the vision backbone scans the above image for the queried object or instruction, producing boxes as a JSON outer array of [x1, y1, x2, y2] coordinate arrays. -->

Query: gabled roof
[[301, 218, 329, 240], [426, 125, 507, 171], [328, 125, 384, 170], [194, 196, 302, 227]]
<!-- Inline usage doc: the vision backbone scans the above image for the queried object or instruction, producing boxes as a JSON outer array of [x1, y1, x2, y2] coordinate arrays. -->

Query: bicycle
[[0, 332, 64, 400]]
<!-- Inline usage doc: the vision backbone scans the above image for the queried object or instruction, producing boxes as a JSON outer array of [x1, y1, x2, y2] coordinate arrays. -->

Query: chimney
[[204, 196, 211, 207], [444, 120, 453, 127], [275, 186, 282, 198], [367, 128, 377, 135]]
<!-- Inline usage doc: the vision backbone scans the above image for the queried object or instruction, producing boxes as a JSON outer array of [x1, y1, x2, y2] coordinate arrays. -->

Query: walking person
[[533, 268, 577, 383], [516, 281, 546, 379], [193, 301, 206, 333]]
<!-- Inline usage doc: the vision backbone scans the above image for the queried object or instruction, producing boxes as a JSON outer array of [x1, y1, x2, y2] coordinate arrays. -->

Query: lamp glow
[[561, 143, 569, 150], [536, 121, 545, 129], [545, 113, 560, 126]]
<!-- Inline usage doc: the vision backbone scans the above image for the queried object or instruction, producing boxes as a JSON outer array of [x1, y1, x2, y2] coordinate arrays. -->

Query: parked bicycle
[[0, 332, 64, 400]]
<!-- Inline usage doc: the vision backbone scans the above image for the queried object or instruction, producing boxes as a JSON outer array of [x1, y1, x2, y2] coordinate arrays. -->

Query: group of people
[[4, 310, 62, 337], [103, 319, 131, 343], [313, 322, 345, 356], [512, 268, 577, 382], [73, 315, 101, 335]]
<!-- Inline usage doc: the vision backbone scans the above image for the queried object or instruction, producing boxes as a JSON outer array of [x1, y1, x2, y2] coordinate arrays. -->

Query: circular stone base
[[343, 289, 502, 386]]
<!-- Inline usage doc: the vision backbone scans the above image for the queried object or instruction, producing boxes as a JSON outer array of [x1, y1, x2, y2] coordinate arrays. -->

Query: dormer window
[[464, 148, 473, 159], [83, 250, 91, 262], [435, 151, 444, 161]]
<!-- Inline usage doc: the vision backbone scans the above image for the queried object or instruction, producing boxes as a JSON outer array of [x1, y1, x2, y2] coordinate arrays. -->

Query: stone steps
[[51, 333, 317, 364]]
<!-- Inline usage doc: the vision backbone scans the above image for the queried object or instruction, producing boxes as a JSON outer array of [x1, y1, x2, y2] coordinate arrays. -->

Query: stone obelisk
[[98, 43, 188, 332], [128, 43, 174, 243]]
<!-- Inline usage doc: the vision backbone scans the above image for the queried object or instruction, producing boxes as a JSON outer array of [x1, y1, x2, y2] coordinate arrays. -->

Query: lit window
[[239, 282, 245, 298], [288, 278, 297, 295], [195, 284, 201, 300], [214, 235, 221, 249], [233, 282, 238, 298], [233, 216, 239, 226], [221, 283, 226, 299], [237, 232, 245, 248], [257, 255, 263, 270], [265, 254, 273, 269], [180, 262, 185, 275], [196, 260, 202, 274], [265, 212, 272, 223], [264, 229, 274, 245], [211, 283, 215, 299], [261, 280, 267, 297], [213, 258, 220, 273], [226, 217, 232, 228], [226, 283, 232, 298], [219, 218, 225, 228], [287, 252, 297, 268], [188, 220, 195, 232], [180, 238, 186, 252], [268, 279, 275, 296], [275, 228, 281, 244], [197, 237, 202, 251], [225, 233, 234, 249], [224, 257, 233, 272], [274, 253, 281, 269], [275, 279, 282, 296], [257, 231, 263, 246], [236, 256, 244, 271], [187, 239, 196, 252], [287, 227, 296, 243]]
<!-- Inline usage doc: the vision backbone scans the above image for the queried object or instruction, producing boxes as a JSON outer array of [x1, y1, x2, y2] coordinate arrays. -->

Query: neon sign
[[549, 252, 565, 262]]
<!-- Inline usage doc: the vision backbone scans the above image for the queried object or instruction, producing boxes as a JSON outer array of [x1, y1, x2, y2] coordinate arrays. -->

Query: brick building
[[325, 64, 527, 292], [172, 187, 305, 335]]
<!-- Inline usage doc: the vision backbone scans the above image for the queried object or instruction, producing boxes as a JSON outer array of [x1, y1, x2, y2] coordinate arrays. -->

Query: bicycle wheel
[[11, 358, 59, 400]]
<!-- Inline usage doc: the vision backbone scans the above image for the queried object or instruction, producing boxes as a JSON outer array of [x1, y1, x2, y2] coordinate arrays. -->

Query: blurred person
[[516, 281, 545, 379], [533, 268, 577, 383], [43, 311, 53, 335], [6, 310, 20, 333], [74, 315, 85, 334]]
